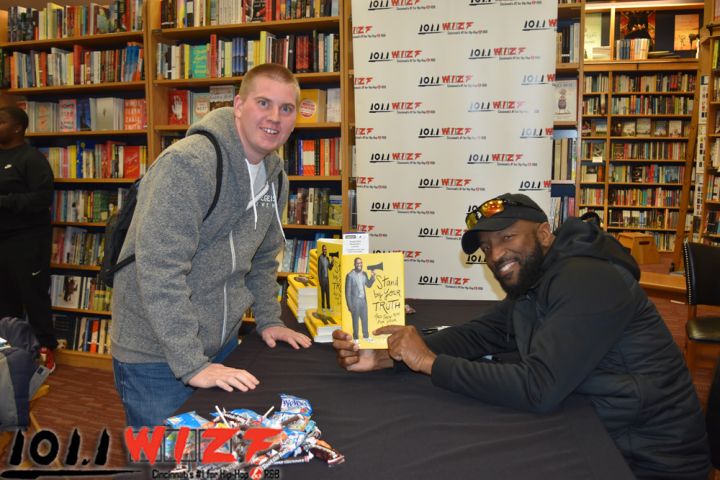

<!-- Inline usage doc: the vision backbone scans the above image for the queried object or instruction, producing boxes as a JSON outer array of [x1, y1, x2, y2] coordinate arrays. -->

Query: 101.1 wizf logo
[[2, 427, 283, 479]]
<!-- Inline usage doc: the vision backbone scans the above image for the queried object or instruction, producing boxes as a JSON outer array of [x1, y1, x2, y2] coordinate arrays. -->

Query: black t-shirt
[[0, 143, 54, 240]]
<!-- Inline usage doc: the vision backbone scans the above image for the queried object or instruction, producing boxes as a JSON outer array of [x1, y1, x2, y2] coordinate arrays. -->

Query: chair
[[682, 242, 720, 379]]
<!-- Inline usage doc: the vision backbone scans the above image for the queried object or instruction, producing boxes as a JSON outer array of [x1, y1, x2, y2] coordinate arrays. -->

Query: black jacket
[[426, 218, 710, 479], [0, 143, 54, 241]]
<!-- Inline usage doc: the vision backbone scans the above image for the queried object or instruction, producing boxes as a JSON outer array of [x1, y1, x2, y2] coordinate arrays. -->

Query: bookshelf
[[550, 1, 585, 230], [0, 1, 147, 370], [700, 0, 720, 244], [575, 1, 703, 255]]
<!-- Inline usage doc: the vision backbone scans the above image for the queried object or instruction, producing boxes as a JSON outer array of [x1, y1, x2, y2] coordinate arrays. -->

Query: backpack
[[0, 317, 49, 431], [99, 131, 223, 287]]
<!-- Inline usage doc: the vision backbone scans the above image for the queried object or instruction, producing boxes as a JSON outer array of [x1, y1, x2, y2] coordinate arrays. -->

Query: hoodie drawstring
[[272, 182, 286, 242]]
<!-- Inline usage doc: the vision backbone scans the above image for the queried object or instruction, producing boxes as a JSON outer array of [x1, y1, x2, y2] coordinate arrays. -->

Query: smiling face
[[354, 258, 363, 272], [234, 76, 298, 164], [477, 220, 554, 299]]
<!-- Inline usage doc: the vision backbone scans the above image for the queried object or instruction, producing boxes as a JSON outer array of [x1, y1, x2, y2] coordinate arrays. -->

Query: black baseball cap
[[461, 193, 548, 254]]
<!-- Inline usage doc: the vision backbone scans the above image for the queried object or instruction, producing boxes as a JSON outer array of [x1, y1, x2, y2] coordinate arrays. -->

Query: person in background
[[0, 106, 57, 371], [111, 64, 311, 427], [333, 192, 710, 479]]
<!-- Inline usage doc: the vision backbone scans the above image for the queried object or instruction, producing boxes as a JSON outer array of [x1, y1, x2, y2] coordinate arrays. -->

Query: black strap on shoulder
[[277, 170, 284, 203], [193, 130, 223, 220]]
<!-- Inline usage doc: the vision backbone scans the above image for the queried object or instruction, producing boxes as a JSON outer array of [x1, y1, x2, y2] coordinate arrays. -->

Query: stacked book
[[303, 308, 340, 343], [308, 248, 318, 279], [286, 273, 317, 322]]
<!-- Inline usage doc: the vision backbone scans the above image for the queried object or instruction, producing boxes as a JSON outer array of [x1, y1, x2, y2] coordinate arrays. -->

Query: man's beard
[[493, 241, 545, 300]]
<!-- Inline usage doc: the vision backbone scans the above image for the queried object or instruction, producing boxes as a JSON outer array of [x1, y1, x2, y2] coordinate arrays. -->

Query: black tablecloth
[[179, 299, 634, 479]]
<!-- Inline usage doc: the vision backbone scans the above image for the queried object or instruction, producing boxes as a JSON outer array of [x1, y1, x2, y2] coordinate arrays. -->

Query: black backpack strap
[[193, 130, 223, 221], [277, 170, 284, 203]]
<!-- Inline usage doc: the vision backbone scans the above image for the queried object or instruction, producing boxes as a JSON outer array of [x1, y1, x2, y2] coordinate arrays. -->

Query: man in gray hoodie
[[111, 64, 311, 427]]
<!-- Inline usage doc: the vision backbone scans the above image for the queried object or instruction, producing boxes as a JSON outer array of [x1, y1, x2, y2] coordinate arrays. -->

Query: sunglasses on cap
[[465, 198, 539, 230]]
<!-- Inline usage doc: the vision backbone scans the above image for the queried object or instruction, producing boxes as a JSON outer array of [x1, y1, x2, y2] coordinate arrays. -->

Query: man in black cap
[[332, 192, 710, 479]]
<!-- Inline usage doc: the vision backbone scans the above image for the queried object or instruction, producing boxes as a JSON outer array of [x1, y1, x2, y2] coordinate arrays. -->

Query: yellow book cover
[[287, 273, 317, 291], [287, 284, 298, 306], [296, 89, 327, 124], [316, 239, 343, 320], [340, 252, 405, 349]]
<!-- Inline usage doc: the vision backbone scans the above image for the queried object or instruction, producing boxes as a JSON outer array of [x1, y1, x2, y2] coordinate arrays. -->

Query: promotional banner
[[352, 0, 557, 299]]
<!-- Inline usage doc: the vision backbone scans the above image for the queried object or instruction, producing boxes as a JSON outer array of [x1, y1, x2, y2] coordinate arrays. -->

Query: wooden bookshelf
[[568, 1, 705, 256]]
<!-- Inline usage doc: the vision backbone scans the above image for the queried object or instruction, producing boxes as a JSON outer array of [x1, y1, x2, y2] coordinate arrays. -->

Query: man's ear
[[537, 222, 554, 250]]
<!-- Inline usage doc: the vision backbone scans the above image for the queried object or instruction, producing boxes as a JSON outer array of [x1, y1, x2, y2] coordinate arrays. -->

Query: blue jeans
[[113, 339, 237, 427]]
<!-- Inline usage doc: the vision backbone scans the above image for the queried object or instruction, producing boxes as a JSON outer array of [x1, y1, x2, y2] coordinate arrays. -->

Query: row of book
[[53, 315, 112, 354], [278, 236, 336, 273], [548, 195, 576, 231], [578, 187, 605, 206], [156, 30, 338, 80], [280, 137, 341, 176], [51, 274, 112, 312], [583, 96, 607, 115], [19, 98, 147, 133], [168, 87, 233, 125], [42, 142, 147, 180], [608, 187, 682, 207], [708, 139, 720, 170], [612, 73, 696, 93], [580, 164, 604, 183], [551, 136, 577, 182], [160, 0, 339, 28], [7, 0, 142, 42], [584, 74, 609, 93], [51, 226, 104, 267], [706, 211, 720, 235], [610, 96, 694, 116], [556, 21, 580, 64], [608, 165, 684, 184], [3, 43, 144, 89], [283, 187, 341, 226], [581, 141, 605, 161], [610, 141, 687, 161], [607, 209, 680, 230], [51, 188, 128, 223], [610, 119, 689, 138], [615, 38, 650, 60], [705, 174, 720, 202]]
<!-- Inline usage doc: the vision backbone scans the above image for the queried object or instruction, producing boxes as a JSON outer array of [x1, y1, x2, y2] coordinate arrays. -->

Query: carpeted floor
[[3, 258, 719, 477]]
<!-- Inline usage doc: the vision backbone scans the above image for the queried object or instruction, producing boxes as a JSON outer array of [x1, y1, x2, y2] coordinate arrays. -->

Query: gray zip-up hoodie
[[110, 107, 288, 383]]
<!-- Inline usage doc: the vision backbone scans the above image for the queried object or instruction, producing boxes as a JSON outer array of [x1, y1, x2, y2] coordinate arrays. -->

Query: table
[[180, 299, 634, 479], [639, 271, 686, 301]]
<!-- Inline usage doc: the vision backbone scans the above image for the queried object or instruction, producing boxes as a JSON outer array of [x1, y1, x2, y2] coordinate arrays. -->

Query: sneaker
[[39, 347, 56, 373]]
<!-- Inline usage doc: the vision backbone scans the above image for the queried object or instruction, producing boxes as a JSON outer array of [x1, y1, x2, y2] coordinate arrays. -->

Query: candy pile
[[165, 394, 344, 474]]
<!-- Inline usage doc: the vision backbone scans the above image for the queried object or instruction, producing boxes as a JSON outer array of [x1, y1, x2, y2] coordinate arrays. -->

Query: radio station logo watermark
[[352, 25, 386, 39], [520, 126, 553, 139], [368, 100, 435, 115], [417, 275, 483, 291], [417, 177, 484, 192], [367, 0, 437, 11], [355, 127, 387, 140], [417, 226, 464, 240], [357, 224, 387, 238], [372, 249, 434, 264], [354, 77, 387, 90], [469, 0, 545, 6], [464, 252, 488, 265], [466, 152, 538, 167], [356, 176, 387, 190], [518, 179, 552, 191], [521, 18, 557, 31], [418, 126, 484, 141], [468, 46, 539, 61], [468, 100, 529, 114], [418, 21, 487, 36], [370, 201, 435, 215], [368, 151, 432, 165], [418, 74, 486, 88], [521, 72, 556, 85], [368, 49, 436, 64]]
